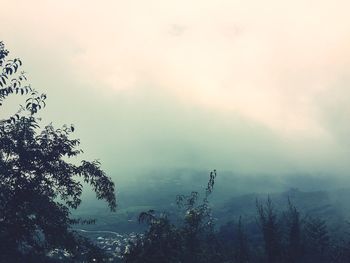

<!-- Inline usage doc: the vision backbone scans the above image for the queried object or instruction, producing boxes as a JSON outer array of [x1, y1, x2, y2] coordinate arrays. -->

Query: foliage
[[123, 176, 350, 263], [256, 197, 282, 263], [283, 199, 302, 263], [303, 217, 330, 263], [235, 216, 250, 263], [0, 41, 116, 262], [124, 170, 225, 263], [0, 41, 46, 123]]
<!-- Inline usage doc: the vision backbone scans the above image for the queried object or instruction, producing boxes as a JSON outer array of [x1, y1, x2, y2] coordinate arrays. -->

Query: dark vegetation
[[0, 42, 116, 262], [124, 172, 350, 263], [2, 41, 350, 262]]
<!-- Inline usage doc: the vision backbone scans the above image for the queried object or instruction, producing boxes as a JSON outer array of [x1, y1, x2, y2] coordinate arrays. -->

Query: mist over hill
[[74, 170, 350, 234]]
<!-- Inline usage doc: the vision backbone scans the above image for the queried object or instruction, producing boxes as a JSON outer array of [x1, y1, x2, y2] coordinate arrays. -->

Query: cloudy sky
[[2, 0, 350, 181]]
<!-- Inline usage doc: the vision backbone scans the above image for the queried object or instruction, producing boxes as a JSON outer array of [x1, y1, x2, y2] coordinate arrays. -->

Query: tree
[[0, 41, 116, 262], [256, 197, 282, 263], [283, 199, 303, 263], [235, 216, 250, 263], [126, 210, 182, 263], [0, 41, 45, 123], [303, 217, 330, 263], [124, 171, 223, 263]]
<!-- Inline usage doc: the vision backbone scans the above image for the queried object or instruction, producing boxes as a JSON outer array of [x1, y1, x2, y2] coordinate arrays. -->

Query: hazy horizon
[[2, 0, 350, 183]]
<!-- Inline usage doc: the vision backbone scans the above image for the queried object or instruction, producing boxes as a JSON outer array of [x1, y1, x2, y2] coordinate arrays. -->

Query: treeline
[[123, 171, 350, 263]]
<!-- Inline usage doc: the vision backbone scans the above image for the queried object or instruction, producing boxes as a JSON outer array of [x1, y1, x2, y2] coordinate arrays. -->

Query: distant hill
[[73, 182, 350, 235]]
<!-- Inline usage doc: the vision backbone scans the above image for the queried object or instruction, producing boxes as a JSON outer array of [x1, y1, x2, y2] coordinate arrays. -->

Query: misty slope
[[80, 170, 350, 209], [74, 174, 350, 235], [215, 188, 350, 226]]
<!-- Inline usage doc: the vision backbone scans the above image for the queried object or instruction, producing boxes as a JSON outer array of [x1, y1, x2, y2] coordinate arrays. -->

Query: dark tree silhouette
[[235, 216, 250, 263], [0, 41, 46, 123], [256, 197, 282, 263], [124, 171, 223, 263], [303, 217, 330, 263], [284, 199, 303, 263], [0, 41, 116, 262]]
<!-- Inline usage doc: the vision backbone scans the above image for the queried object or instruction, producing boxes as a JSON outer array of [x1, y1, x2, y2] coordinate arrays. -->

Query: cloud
[[1, 0, 350, 178]]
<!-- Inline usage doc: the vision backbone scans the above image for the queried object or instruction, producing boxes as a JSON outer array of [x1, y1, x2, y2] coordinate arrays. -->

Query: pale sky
[[1, 0, 350, 179]]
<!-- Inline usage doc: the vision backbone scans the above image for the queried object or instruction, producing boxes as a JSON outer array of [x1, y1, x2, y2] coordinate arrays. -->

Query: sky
[[1, 0, 350, 182]]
